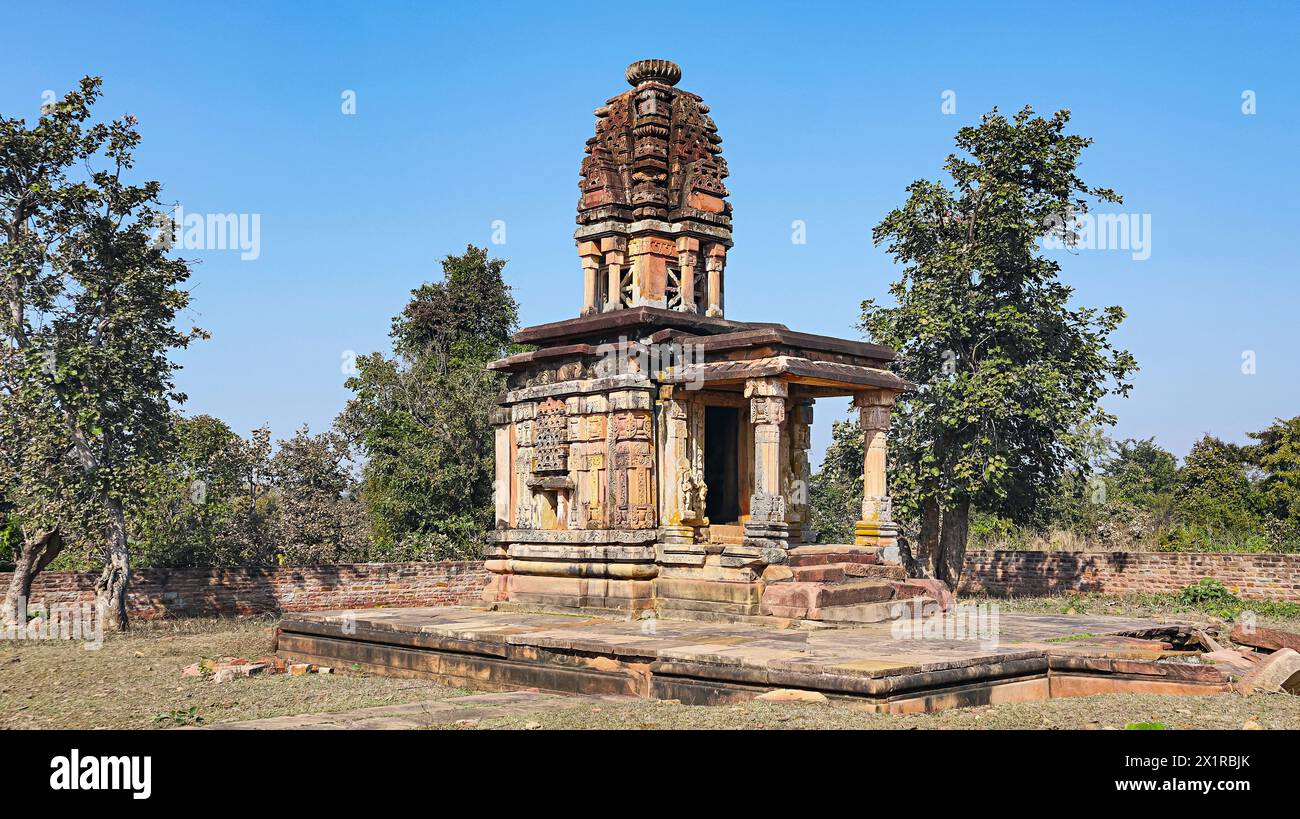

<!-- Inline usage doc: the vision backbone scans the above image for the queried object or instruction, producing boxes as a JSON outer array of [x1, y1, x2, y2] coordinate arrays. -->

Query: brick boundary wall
[[9, 552, 1298, 619], [960, 550, 1300, 603], [0, 561, 490, 620]]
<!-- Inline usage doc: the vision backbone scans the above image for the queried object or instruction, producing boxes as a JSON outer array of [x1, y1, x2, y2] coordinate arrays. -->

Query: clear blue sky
[[4, 1, 1297, 466]]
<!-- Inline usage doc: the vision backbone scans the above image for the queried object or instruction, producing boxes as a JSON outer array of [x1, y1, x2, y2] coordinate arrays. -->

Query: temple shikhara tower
[[482, 60, 931, 623]]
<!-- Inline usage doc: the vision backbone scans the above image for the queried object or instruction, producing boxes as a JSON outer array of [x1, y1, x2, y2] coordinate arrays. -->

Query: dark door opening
[[704, 406, 740, 524]]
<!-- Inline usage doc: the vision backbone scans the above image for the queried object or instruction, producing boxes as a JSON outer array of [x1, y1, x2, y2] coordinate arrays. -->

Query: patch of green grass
[[153, 706, 204, 726], [1045, 633, 1101, 643]]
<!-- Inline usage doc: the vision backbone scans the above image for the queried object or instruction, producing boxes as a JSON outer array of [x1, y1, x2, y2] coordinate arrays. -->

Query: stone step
[[790, 562, 911, 582], [815, 596, 938, 624], [790, 564, 846, 583], [843, 563, 907, 581], [786, 545, 881, 567], [760, 579, 897, 617], [818, 579, 897, 607]]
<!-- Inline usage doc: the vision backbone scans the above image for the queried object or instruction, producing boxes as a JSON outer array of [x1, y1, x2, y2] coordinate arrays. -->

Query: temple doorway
[[704, 405, 741, 524]]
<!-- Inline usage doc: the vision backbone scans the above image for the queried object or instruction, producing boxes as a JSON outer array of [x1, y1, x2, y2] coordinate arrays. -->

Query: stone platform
[[275, 606, 1232, 713]]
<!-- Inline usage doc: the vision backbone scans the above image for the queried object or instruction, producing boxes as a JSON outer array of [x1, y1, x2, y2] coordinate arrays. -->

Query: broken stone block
[[210, 661, 267, 682], [1234, 648, 1300, 695], [899, 578, 954, 611], [1231, 623, 1300, 654], [315, 666, 334, 674], [1200, 650, 1255, 677], [288, 663, 312, 676], [257, 656, 288, 674], [761, 565, 794, 583], [755, 688, 828, 704]]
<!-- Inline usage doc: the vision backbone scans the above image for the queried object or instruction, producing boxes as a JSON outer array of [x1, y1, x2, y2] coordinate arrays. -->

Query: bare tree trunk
[[934, 499, 970, 591], [913, 496, 942, 578], [1, 528, 65, 627], [94, 500, 130, 631]]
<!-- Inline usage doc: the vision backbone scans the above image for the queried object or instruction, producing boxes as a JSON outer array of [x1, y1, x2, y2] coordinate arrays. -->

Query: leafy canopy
[[862, 106, 1137, 525], [338, 245, 521, 559]]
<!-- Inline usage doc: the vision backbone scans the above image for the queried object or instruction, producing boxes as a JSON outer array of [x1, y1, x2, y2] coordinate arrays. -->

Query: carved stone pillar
[[732, 378, 790, 566], [787, 400, 814, 542], [853, 391, 899, 554], [512, 402, 538, 529], [657, 386, 706, 552], [677, 237, 699, 313], [601, 236, 627, 311], [704, 243, 726, 317], [579, 240, 601, 315], [610, 389, 656, 530], [492, 407, 511, 528]]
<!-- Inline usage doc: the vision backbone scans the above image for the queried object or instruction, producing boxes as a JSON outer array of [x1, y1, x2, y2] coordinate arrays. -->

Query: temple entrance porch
[[703, 405, 741, 527]]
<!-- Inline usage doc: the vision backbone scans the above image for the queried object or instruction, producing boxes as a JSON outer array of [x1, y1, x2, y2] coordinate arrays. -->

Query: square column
[[601, 237, 627, 311], [704, 243, 726, 317], [852, 391, 899, 556], [676, 237, 699, 313], [734, 378, 790, 567], [491, 407, 511, 528], [579, 241, 601, 315]]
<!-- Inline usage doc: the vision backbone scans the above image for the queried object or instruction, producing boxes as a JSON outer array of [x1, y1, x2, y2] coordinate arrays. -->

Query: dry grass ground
[[2, 601, 1298, 730], [967, 591, 1300, 631], [0, 616, 465, 729], [432, 691, 1300, 730]]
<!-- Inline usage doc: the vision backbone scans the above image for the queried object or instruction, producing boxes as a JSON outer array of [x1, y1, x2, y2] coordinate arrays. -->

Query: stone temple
[[480, 59, 937, 623], [274, 62, 1234, 710]]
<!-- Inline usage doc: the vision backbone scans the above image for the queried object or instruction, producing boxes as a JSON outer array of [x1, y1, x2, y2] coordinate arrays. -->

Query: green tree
[[339, 246, 520, 560], [862, 106, 1136, 587], [1246, 416, 1300, 546], [808, 418, 863, 544], [0, 77, 203, 628], [271, 425, 368, 564], [129, 415, 281, 567], [1106, 437, 1179, 507], [1165, 434, 1268, 550]]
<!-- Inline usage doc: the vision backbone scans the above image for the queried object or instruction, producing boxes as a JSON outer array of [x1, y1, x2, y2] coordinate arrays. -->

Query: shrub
[[1177, 577, 1239, 607]]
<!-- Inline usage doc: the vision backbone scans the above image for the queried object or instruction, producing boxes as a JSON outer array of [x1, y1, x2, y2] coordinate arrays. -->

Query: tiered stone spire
[[576, 59, 732, 317]]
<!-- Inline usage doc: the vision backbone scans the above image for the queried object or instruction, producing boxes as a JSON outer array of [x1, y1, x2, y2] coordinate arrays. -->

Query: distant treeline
[[810, 417, 1300, 554], [1, 246, 519, 572]]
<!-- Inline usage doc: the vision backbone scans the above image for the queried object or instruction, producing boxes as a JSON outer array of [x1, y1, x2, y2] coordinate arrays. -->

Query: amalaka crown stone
[[625, 59, 682, 87]]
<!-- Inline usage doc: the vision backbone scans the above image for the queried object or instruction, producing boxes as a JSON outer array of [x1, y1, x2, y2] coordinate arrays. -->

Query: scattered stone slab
[[1230, 624, 1300, 654], [755, 689, 829, 704], [1234, 648, 1300, 695], [904, 578, 954, 611], [1200, 650, 1256, 677], [183, 655, 324, 682], [1192, 629, 1225, 653]]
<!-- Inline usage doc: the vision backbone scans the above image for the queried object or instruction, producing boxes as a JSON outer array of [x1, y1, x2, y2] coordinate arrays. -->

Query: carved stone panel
[[533, 398, 568, 473]]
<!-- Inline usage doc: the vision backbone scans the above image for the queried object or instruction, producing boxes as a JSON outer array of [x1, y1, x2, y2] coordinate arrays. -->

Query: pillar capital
[[744, 378, 788, 398], [851, 389, 896, 409], [853, 390, 895, 431]]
